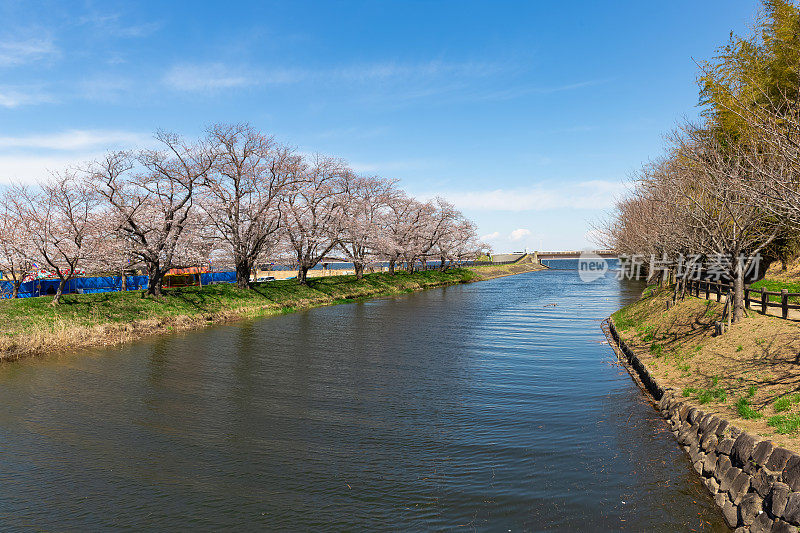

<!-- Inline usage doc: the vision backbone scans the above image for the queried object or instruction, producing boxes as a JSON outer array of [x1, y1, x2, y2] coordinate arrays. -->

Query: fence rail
[[684, 279, 800, 320], [744, 287, 800, 319]]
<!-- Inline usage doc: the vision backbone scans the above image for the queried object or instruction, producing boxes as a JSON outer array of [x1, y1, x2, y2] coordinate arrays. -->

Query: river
[[0, 269, 727, 531]]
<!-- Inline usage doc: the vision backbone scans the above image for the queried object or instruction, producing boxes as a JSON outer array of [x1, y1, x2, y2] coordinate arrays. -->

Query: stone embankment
[[607, 318, 800, 532]]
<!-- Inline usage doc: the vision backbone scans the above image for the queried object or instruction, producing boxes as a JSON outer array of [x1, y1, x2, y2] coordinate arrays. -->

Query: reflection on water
[[0, 270, 726, 530]]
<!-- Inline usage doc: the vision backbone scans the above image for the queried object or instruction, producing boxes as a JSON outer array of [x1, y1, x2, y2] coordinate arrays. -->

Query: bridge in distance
[[535, 250, 618, 260], [490, 250, 618, 263]]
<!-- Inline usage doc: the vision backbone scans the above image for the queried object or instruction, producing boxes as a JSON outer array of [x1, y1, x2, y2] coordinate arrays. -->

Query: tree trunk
[[12, 280, 20, 299], [354, 262, 364, 280], [51, 278, 67, 305], [146, 270, 164, 297], [236, 260, 252, 289], [389, 260, 395, 274], [733, 261, 745, 323], [297, 266, 309, 284], [440, 256, 447, 271], [120, 270, 127, 292]]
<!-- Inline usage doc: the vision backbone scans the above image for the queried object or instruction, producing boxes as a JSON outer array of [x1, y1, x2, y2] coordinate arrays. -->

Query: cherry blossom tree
[[376, 192, 427, 274], [337, 173, 396, 279], [0, 187, 35, 298], [93, 131, 215, 297], [16, 173, 105, 304], [200, 123, 300, 288], [280, 154, 346, 284]]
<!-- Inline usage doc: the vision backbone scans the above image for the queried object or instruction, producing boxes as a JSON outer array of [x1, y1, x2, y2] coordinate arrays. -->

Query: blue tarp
[[0, 272, 236, 299], [200, 271, 237, 285]]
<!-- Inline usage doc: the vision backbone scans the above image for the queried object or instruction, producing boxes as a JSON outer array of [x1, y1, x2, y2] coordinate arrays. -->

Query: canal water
[[0, 269, 727, 531]]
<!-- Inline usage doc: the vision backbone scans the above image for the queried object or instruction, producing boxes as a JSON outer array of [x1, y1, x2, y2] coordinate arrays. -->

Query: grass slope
[[0, 269, 477, 361], [612, 285, 800, 448]]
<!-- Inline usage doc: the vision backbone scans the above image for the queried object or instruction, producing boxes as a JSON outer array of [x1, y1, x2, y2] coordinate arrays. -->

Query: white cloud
[[0, 130, 149, 151], [0, 86, 55, 108], [333, 60, 503, 82], [509, 228, 531, 241], [433, 180, 629, 212], [480, 231, 500, 240], [162, 59, 504, 93], [0, 153, 104, 185], [163, 63, 258, 92], [78, 13, 162, 38], [0, 129, 152, 185], [0, 37, 58, 67]]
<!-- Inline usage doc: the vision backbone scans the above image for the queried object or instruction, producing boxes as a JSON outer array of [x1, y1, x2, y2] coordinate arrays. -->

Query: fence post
[[727, 291, 732, 330], [705, 281, 710, 300], [745, 288, 750, 310], [782, 289, 789, 319], [761, 287, 767, 314], [716, 284, 721, 302]]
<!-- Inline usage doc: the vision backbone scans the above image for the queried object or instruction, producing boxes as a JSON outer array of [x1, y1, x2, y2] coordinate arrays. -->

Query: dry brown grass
[[765, 257, 800, 283], [614, 287, 800, 449]]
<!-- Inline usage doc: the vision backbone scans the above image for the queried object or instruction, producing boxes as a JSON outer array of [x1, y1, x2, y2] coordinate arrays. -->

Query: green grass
[[683, 383, 726, 403], [750, 278, 800, 304], [697, 387, 727, 404], [736, 396, 763, 419], [649, 343, 664, 356], [768, 414, 800, 434], [773, 393, 800, 413], [0, 268, 478, 357]]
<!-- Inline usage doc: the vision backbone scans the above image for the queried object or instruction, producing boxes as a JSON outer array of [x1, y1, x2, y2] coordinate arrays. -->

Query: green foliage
[[699, 0, 800, 138]]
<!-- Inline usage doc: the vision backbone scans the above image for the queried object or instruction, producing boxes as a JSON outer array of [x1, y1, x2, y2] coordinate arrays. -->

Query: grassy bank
[[468, 257, 547, 279], [0, 269, 478, 361], [612, 281, 800, 449]]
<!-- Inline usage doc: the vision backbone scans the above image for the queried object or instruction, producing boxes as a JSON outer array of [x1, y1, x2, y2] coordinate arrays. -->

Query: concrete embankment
[[606, 319, 800, 532]]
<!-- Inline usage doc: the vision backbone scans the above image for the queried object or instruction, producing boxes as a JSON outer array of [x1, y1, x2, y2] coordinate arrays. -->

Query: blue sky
[[0, 0, 756, 251]]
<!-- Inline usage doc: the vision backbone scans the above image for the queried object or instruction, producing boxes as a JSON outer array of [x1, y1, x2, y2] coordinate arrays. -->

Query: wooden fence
[[685, 279, 800, 320], [744, 286, 800, 319]]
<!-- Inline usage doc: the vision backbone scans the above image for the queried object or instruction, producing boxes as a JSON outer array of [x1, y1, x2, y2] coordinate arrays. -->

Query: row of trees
[[0, 123, 486, 303], [601, 0, 800, 323]]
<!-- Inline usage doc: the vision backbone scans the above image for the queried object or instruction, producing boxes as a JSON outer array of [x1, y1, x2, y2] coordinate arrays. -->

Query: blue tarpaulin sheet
[[0, 272, 235, 299]]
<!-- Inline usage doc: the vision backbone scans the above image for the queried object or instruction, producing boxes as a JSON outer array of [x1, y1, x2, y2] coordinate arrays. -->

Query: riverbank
[[468, 255, 547, 279], [0, 269, 486, 361], [612, 285, 800, 448], [609, 267, 800, 530]]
